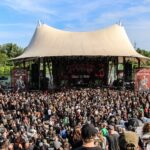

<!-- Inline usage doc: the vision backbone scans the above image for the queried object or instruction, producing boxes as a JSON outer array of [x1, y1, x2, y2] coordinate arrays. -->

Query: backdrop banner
[[135, 68, 150, 91], [12, 68, 28, 91]]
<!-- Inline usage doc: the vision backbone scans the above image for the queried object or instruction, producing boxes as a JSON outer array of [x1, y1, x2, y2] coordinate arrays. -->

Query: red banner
[[135, 68, 150, 91], [12, 69, 28, 91]]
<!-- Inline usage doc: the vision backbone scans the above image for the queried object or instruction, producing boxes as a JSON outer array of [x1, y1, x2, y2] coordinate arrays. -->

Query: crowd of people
[[0, 87, 149, 149]]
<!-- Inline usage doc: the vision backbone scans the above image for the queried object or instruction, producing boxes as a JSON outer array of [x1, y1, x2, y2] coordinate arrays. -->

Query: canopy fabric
[[13, 23, 149, 60]]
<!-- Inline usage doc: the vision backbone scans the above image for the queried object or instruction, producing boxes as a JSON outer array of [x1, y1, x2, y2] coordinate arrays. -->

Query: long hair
[[97, 131, 104, 142], [143, 122, 150, 134], [73, 126, 82, 142]]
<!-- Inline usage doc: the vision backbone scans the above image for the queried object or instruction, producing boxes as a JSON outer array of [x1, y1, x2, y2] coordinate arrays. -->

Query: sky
[[0, 0, 150, 50]]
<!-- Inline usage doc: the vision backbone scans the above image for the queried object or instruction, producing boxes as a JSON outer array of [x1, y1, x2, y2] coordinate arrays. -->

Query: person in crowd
[[0, 87, 149, 149], [53, 135, 63, 150], [101, 123, 108, 137], [95, 129, 107, 150], [71, 126, 83, 149], [119, 118, 144, 150], [106, 125, 120, 150], [142, 122, 150, 149], [74, 123, 101, 150]]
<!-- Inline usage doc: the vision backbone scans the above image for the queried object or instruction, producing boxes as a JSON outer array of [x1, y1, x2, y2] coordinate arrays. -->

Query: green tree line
[[136, 48, 150, 66], [0, 43, 23, 75], [136, 48, 150, 57], [0, 43, 23, 65]]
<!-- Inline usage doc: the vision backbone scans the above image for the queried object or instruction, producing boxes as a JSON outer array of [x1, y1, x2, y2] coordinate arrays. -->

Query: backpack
[[119, 131, 139, 150]]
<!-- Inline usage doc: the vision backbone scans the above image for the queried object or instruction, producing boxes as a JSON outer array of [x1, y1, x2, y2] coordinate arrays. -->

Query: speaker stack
[[124, 62, 132, 81], [31, 63, 39, 86]]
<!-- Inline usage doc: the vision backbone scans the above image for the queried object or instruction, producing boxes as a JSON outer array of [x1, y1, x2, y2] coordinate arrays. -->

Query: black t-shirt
[[106, 134, 120, 150], [74, 146, 101, 150], [71, 140, 83, 149]]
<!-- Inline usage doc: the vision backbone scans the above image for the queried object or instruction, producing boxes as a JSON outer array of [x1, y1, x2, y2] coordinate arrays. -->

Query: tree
[[1, 43, 23, 58], [136, 48, 150, 57], [0, 52, 8, 66], [136, 48, 150, 66]]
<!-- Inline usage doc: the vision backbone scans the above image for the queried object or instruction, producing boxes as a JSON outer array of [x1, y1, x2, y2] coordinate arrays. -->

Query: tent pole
[[106, 56, 109, 86], [38, 58, 40, 90], [123, 57, 126, 88], [138, 58, 140, 68], [23, 60, 26, 69], [116, 57, 119, 81], [43, 58, 46, 78], [43, 58, 46, 91]]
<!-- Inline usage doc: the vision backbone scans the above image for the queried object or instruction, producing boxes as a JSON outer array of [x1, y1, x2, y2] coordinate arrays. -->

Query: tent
[[13, 23, 149, 60]]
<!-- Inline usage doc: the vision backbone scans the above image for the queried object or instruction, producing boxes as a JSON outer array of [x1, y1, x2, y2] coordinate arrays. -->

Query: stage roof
[[13, 23, 149, 60]]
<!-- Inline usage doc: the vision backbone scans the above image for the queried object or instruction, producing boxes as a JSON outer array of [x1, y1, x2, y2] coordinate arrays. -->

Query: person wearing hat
[[123, 118, 144, 150], [74, 123, 101, 150]]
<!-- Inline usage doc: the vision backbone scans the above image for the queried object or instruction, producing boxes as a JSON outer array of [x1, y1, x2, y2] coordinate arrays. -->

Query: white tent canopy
[[13, 23, 149, 60]]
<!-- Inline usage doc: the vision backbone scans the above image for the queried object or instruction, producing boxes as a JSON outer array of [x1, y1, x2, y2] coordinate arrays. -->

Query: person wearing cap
[[106, 125, 120, 150], [74, 123, 101, 150]]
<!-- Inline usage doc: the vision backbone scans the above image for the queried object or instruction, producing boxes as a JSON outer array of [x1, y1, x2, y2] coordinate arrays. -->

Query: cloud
[[0, 0, 150, 49], [144, 0, 150, 3], [0, 30, 32, 47], [2, 0, 150, 26], [0, 23, 35, 29], [0, 31, 30, 39], [124, 19, 150, 50], [0, 22, 35, 47], [1, 0, 56, 15]]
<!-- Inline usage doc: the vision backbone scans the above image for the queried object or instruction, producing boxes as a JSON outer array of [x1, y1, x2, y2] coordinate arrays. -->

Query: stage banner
[[135, 68, 150, 91], [108, 61, 117, 85], [12, 68, 28, 91]]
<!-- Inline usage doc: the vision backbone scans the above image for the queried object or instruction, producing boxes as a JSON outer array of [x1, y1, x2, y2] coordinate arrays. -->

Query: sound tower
[[124, 61, 132, 81], [31, 63, 39, 83]]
